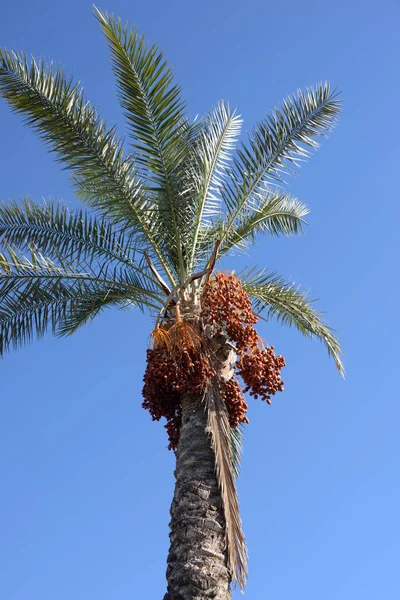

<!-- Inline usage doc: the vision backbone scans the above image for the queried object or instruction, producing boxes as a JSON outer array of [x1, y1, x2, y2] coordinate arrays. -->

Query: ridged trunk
[[163, 393, 232, 600]]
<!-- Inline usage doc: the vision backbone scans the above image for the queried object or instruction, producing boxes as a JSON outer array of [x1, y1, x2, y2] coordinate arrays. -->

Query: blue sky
[[1, 1, 399, 598]]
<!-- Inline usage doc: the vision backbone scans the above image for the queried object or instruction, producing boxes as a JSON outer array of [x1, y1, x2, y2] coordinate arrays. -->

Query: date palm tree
[[0, 8, 343, 600]]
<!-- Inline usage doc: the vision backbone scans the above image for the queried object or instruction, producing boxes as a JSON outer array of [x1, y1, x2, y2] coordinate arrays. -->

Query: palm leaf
[[241, 267, 344, 376], [220, 83, 341, 246], [95, 8, 188, 279], [206, 383, 247, 589], [212, 192, 308, 256], [0, 198, 161, 289], [0, 49, 175, 285], [186, 101, 242, 270], [230, 423, 245, 480], [0, 245, 163, 354]]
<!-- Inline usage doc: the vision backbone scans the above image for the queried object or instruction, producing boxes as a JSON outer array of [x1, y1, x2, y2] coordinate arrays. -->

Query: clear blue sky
[[1, 1, 399, 598]]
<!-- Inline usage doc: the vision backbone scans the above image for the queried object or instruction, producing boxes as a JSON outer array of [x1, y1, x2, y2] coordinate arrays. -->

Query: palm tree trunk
[[163, 392, 232, 600]]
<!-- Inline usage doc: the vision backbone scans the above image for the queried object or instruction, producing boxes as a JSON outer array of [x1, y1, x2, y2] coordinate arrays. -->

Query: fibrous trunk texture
[[163, 393, 232, 600]]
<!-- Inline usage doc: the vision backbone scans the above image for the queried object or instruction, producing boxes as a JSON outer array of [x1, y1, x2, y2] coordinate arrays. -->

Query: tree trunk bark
[[163, 393, 232, 600]]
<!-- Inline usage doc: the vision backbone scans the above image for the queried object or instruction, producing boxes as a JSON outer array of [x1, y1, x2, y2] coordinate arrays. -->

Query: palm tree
[[0, 8, 343, 600]]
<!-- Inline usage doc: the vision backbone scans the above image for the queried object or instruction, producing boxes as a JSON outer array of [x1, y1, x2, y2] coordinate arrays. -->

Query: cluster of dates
[[142, 272, 285, 449], [142, 344, 215, 450], [202, 272, 285, 421]]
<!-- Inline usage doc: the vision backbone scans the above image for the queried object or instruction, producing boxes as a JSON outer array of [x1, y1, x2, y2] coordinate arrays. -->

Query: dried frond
[[206, 382, 248, 589]]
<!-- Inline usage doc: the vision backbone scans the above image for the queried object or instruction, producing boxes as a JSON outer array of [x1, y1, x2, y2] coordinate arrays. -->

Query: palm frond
[[206, 383, 247, 589], [0, 48, 175, 285], [0, 198, 161, 289], [95, 8, 188, 279], [0, 245, 163, 354], [0, 199, 135, 267], [230, 423, 245, 480], [187, 102, 242, 270], [241, 267, 344, 376], [217, 192, 309, 256], [220, 83, 341, 245]]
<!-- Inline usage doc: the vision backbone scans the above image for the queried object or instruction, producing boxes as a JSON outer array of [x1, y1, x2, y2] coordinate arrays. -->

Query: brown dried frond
[[206, 383, 248, 589]]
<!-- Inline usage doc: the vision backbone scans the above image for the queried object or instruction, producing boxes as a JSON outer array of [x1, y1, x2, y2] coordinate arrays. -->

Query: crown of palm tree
[[0, 9, 343, 375]]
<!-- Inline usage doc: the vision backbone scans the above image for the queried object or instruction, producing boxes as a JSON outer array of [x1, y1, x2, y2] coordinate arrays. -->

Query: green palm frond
[[220, 83, 341, 246], [206, 192, 308, 257], [96, 8, 188, 279], [95, 7, 186, 177], [0, 245, 163, 355], [187, 102, 242, 270], [241, 267, 344, 376], [0, 49, 175, 285], [0, 199, 161, 289], [230, 423, 245, 479]]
